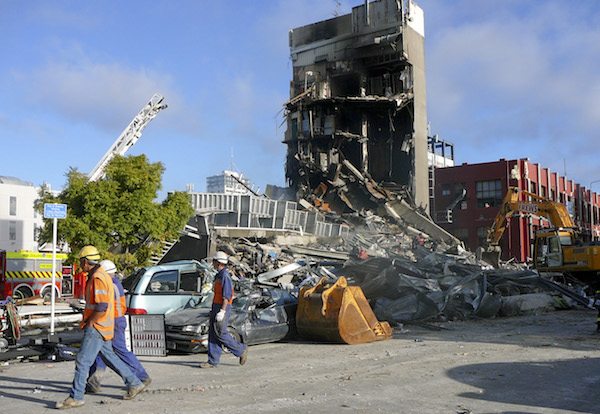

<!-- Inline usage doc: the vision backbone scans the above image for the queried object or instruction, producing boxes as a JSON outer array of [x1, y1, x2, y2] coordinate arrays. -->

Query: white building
[[206, 171, 253, 195], [0, 176, 45, 252], [428, 135, 455, 218]]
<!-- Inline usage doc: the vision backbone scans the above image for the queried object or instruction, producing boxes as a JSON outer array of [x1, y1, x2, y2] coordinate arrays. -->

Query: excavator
[[482, 187, 600, 288]]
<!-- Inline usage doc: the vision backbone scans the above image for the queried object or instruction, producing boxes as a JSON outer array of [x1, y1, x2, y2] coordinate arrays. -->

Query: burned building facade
[[284, 0, 429, 214]]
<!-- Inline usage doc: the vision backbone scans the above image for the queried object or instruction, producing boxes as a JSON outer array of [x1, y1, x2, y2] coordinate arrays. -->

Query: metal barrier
[[189, 192, 349, 237]]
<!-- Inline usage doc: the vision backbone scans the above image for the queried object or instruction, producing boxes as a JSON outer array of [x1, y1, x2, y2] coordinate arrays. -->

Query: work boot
[[123, 383, 146, 400], [239, 347, 248, 365], [56, 397, 85, 409], [199, 362, 217, 368], [142, 377, 152, 387], [85, 382, 101, 394], [85, 371, 103, 394]]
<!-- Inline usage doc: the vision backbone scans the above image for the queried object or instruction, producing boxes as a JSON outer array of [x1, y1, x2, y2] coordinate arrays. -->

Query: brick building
[[433, 158, 600, 263]]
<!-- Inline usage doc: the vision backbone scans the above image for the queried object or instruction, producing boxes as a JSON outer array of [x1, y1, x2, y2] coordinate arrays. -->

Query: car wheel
[[227, 326, 242, 344], [221, 327, 242, 354]]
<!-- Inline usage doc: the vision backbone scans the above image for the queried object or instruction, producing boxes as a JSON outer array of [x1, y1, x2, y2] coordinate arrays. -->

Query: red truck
[[0, 250, 85, 300]]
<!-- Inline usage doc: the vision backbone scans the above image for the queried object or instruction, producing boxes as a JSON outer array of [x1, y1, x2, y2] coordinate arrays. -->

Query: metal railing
[[189, 192, 348, 237]]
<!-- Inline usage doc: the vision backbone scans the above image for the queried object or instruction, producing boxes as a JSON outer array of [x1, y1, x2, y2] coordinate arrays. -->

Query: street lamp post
[[590, 180, 600, 241]]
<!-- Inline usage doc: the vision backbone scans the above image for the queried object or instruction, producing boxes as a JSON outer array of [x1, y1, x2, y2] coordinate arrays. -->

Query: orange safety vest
[[112, 276, 127, 318], [82, 266, 115, 340], [213, 269, 233, 306]]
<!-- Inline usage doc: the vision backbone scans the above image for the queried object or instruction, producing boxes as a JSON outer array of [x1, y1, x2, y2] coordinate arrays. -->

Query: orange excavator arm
[[487, 187, 574, 246]]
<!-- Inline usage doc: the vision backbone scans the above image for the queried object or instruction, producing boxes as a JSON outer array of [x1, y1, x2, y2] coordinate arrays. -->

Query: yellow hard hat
[[78, 245, 101, 262]]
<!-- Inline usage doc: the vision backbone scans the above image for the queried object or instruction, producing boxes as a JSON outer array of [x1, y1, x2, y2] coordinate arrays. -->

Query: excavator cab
[[535, 230, 566, 269], [296, 276, 393, 345]]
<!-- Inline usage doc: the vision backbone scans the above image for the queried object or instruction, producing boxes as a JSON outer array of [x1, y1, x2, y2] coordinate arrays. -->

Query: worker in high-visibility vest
[[86, 260, 151, 393], [199, 251, 247, 368], [56, 246, 146, 409]]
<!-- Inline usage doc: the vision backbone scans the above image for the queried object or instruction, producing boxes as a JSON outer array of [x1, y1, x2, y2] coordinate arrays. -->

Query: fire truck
[[0, 250, 70, 301]]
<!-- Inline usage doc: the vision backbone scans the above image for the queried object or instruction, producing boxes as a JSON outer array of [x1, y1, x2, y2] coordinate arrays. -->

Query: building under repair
[[284, 0, 429, 216]]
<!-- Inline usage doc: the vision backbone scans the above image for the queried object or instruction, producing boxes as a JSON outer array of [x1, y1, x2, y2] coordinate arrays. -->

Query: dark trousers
[[207, 305, 245, 365]]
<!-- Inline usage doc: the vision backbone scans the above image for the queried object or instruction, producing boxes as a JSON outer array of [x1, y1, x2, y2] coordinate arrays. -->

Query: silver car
[[122, 260, 215, 315]]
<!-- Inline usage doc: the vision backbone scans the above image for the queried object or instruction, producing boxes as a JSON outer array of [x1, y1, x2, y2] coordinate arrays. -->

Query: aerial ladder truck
[[88, 93, 167, 182], [70, 93, 167, 295]]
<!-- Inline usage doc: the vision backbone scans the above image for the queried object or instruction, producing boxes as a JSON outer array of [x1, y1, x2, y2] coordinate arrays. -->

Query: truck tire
[[41, 286, 57, 302], [13, 287, 33, 301]]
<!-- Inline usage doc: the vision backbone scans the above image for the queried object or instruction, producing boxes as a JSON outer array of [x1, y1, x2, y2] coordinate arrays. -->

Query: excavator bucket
[[296, 276, 393, 344], [479, 245, 501, 268]]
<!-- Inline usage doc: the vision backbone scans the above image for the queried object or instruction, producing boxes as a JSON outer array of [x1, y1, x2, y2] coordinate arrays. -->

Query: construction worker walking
[[56, 246, 145, 409], [200, 251, 247, 368], [86, 260, 151, 393]]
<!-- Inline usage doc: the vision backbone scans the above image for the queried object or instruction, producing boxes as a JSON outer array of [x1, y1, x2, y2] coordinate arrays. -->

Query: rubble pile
[[215, 228, 589, 329], [207, 162, 595, 329]]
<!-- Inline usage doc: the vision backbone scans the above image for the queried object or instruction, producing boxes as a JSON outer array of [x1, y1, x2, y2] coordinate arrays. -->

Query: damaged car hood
[[164, 307, 211, 327]]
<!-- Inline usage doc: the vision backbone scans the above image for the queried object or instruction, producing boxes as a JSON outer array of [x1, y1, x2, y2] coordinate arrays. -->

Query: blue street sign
[[44, 203, 67, 219]]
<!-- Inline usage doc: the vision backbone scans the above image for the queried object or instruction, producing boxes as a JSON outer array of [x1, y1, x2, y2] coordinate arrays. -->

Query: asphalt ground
[[0, 309, 599, 414]]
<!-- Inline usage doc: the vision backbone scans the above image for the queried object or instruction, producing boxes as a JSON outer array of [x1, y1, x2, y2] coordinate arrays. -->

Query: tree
[[35, 155, 194, 274]]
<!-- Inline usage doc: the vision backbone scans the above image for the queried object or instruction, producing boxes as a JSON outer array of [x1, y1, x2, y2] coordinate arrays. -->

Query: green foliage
[[37, 155, 194, 269]]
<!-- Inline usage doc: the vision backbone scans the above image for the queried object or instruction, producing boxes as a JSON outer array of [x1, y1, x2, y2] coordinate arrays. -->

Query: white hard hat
[[212, 251, 228, 264], [100, 259, 117, 275]]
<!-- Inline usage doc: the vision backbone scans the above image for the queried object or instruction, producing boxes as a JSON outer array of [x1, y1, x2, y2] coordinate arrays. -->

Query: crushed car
[[164, 285, 298, 353]]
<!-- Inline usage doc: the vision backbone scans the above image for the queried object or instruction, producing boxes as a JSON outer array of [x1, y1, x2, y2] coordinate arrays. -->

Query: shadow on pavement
[[0, 375, 72, 408], [447, 357, 600, 413]]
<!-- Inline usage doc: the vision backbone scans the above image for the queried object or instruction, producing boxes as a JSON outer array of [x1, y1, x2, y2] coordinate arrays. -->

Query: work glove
[[216, 309, 226, 322]]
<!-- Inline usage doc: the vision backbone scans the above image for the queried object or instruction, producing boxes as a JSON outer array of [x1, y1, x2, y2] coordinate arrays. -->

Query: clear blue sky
[[2, 0, 599, 199]]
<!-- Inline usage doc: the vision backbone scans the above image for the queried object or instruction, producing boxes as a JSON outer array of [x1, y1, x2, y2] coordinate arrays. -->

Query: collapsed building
[[178, 1, 458, 253], [206, 0, 599, 328], [160, 1, 598, 329], [284, 0, 430, 216]]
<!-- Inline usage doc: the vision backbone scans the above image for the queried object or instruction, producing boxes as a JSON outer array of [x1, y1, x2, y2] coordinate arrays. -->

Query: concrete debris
[[217, 225, 594, 328], [500, 293, 568, 317]]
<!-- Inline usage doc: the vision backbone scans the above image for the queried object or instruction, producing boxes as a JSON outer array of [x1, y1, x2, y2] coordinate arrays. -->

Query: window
[[441, 184, 450, 196], [9, 196, 16, 216], [529, 182, 537, 194], [559, 235, 573, 246], [536, 238, 548, 266], [476, 180, 502, 208], [301, 111, 310, 132], [179, 271, 200, 292], [9, 221, 16, 241], [548, 236, 560, 253], [146, 270, 178, 293]]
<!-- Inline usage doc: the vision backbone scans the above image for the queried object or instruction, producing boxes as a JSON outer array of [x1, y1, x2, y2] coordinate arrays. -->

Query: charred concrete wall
[[284, 0, 429, 211]]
